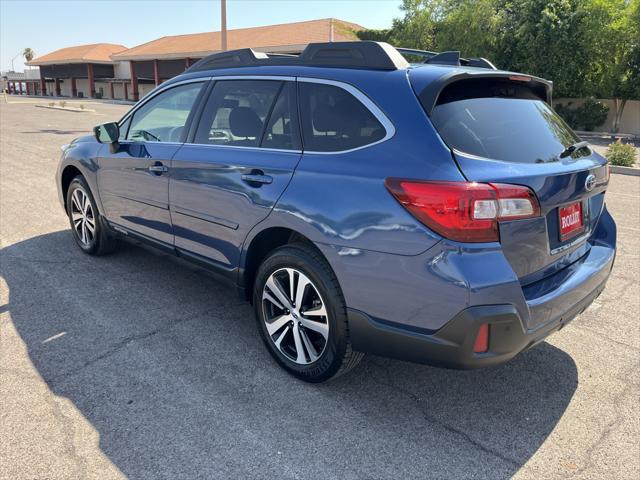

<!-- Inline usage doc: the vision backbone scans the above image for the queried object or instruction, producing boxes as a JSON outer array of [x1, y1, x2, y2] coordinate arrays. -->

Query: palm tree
[[23, 48, 34, 63]]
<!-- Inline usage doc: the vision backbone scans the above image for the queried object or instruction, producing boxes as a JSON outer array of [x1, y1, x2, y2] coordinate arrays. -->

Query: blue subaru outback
[[56, 42, 616, 382]]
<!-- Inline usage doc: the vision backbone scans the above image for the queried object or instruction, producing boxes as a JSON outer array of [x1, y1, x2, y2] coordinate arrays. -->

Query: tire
[[66, 175, 117, 255], [253, 243, 363, 382]]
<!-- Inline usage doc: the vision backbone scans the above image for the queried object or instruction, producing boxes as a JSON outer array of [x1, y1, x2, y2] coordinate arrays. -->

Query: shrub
[[79, 104, 84, 110], [606, 140, 637, 167], [555, 98, 610, 131], [59, 100, 66, 108], [48, 102, 54, 107], [555, 102, 580, 129], [578, 99, 610, 131]]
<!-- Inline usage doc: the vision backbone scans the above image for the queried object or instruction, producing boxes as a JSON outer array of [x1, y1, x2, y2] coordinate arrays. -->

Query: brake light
[[385, 179, 540, 242], [508, 75, 531, 82]]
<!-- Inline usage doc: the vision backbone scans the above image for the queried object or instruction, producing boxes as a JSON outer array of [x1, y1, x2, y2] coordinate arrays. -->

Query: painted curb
[[34, 105, 94, 113], [610, 165, 640, 176]]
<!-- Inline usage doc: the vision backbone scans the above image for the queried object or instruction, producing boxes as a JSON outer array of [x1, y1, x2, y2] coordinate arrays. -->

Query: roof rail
[[185, 41, 410, 73], [186, 48, 283, 72], [397, 47, 497, 70], [185, 42, 496, 73], [426, 51, 461, 66], [396, 48, 438, 61]]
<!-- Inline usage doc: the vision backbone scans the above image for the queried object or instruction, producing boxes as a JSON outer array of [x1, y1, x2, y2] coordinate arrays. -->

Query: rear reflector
[[474, 324, 489, 353], [385, 179, 540, 242]]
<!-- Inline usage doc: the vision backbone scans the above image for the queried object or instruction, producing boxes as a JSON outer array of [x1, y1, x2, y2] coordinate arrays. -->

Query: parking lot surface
[[1, 97, 639, 480]]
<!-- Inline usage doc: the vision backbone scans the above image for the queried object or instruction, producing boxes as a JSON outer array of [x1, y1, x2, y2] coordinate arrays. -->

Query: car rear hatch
[[410, 69, 609, 284]]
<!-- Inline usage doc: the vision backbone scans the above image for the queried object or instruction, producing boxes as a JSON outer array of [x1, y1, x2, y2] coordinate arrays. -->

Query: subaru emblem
[[585, 174, 596, 192]]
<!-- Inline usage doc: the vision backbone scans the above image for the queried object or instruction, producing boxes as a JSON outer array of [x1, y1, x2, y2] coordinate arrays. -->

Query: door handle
[[241, 171, 273, 186], [148, 163, 169, 174]]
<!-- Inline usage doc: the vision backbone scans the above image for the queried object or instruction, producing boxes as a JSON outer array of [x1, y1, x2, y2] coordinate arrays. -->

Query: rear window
[[428, 79, 581, 163]]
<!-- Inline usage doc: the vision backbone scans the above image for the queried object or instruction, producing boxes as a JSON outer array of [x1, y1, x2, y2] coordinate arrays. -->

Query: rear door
[[169, 77, 302, 269], [415, 75, 609, 282]]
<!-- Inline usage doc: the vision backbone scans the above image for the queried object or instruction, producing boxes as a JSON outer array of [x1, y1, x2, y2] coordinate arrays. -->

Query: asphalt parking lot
[[1, 96, 638, 480]]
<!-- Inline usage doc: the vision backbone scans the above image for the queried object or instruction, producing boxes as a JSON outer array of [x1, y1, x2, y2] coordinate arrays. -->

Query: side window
[[298, 82, 386, 152], [261, 83, 301, 150], [127, 82, 204, 143], [118, 116, 131, 141], [194, 80, 282, 147]]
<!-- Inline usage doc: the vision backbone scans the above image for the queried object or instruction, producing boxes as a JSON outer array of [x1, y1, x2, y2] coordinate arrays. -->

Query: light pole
[[10, 52, 20, 72], [221, 0, 227, 51]]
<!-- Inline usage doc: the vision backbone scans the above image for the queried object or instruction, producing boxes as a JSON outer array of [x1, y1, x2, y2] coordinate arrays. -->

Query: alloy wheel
[[262, 267, 330, 365], [70, 187, 96, 246]]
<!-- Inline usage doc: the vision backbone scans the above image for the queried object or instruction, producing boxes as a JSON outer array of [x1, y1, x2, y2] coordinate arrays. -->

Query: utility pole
[[11, 52, 20, 72], [221, 0, 228, 51]]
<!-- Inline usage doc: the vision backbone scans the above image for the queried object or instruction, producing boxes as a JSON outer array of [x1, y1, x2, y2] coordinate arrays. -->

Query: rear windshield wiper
[[559, 141, 590, 158]]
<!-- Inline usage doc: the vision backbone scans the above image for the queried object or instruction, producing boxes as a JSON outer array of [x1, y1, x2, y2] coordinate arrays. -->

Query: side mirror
[[94, 122, 120, 144]]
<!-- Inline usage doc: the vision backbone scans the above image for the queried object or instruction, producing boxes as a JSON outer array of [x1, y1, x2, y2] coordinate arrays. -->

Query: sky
[[0, 0, 403, 72]]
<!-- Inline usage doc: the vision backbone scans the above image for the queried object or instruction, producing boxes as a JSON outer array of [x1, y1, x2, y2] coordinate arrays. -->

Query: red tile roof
[[112, 18, 364, 61], [27, 43, 127, 66]]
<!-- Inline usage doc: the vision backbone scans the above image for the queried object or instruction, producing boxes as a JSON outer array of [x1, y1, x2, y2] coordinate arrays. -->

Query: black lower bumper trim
[[348, 281, 606, 369]]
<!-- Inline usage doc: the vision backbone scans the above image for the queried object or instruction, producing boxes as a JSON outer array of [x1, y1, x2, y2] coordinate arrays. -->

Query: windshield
[[430, 97, 581, 164]]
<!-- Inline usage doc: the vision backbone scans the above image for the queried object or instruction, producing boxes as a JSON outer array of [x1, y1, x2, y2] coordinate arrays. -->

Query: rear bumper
[[348, 274, 608, 369], [319, 205, 615, 369], [346, 208, 615, 368]]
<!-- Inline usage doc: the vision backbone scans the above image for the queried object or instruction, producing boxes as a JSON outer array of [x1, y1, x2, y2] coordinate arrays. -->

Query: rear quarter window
[[298, 82, 386, 152]]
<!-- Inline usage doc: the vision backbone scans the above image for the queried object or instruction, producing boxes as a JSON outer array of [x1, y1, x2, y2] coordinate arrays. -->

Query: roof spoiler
[[417, 71, 553, 116]]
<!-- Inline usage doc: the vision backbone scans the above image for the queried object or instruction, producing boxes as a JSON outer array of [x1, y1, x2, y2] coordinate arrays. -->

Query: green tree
[[356, 28, 393, 42], [388, 0, 446, 50], [359, 0, 638, 131], [590, 0, 639, 131], [498, 0, 597, 98], [22, 47, 34, 63], [435, 0, 503, 60]]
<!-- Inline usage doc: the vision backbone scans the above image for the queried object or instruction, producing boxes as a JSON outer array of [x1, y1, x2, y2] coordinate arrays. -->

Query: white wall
[[25, 67, 40, 80], [59, 79, 71, 97], [114, 61, 131, 79], [44, 80, 54, 96], [139, 83, 155, 98], [112, 82, 125, 99], [555, 98, 640, 136], [75, 79, 89, 98], [95, 81, 111, 98]]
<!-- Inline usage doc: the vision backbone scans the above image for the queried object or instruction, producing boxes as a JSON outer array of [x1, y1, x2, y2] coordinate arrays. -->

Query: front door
[[169, 78, 302, 269], [97, 81, 206, 245]]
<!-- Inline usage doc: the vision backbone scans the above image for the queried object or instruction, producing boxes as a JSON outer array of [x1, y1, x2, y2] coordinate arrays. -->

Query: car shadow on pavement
[[3, 230, 578, 480]]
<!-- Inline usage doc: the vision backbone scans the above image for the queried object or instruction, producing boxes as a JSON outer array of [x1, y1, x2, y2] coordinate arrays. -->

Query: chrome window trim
[[297, 77, 396, 155], [189, 76, 299, 151], [118, 77, 212, 128], [184, 143, 302, 154], [116, 75, 396, 154], [210, 75, 297, 82], [117, 140, 185, 147]]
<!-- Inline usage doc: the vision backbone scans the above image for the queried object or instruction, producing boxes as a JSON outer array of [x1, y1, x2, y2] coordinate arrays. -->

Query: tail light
[[385, 179, 540, 242]]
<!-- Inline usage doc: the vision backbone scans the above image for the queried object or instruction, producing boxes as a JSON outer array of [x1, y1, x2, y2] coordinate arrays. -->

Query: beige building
[[25, 18, 362, 101]]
